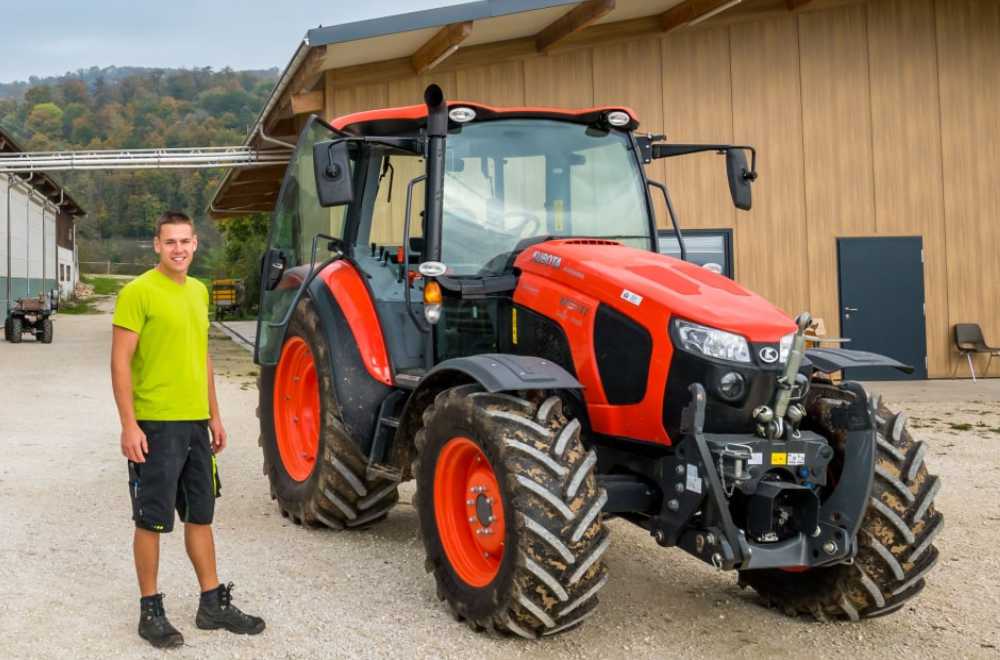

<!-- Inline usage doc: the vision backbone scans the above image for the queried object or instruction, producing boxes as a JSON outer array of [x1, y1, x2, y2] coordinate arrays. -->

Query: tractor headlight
[[672, 319, 751, 363], [779, 332, 794, 363]]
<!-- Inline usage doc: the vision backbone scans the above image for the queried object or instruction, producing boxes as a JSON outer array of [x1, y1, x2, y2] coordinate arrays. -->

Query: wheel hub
[[434, 437, 507, 587], [273, 336, 320, 482]]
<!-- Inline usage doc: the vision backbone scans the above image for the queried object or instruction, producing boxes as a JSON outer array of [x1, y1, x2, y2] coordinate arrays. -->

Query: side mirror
[[313, 140, 354, 207], [725, 148, 754, 211]]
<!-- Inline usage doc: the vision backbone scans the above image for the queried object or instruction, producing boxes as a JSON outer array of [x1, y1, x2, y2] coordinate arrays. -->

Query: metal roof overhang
[[0, 127, 87, 217], [209, 0, 771, 219]]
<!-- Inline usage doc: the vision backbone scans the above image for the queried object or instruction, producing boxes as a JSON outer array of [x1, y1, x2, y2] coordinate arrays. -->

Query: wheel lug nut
[[468, 517, 476, 524], [466, 499, 474, 506]]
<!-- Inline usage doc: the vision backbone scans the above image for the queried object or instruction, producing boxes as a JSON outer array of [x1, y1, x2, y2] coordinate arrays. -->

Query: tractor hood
[[514, 240, 795, 343]]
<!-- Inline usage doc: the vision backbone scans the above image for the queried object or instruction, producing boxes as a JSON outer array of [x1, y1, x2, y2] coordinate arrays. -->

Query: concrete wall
[[2, 176, 63, 311]]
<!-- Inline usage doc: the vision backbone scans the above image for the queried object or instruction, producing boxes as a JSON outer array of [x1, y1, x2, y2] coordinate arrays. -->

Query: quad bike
[[254, 85, 942, 637], [5, 291, 56, 343]]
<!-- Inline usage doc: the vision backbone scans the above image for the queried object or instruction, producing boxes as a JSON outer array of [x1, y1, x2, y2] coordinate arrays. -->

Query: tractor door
[[256, 117, 357, 365]]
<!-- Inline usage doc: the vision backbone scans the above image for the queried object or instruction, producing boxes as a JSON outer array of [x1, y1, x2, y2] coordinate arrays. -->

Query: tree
[[26, 102, 64, 136]]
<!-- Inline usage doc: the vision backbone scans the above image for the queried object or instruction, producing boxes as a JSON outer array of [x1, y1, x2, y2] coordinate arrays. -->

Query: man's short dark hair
[[155, 211, 194, 237]]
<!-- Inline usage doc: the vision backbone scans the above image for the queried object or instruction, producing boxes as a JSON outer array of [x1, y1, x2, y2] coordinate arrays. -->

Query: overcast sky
[[0, 0, 468, 83]]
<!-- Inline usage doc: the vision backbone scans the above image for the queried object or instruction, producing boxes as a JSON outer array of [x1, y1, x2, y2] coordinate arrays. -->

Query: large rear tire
[[739, 387, 943, 620], [414, 385, 609, 638], [257, 296, 399, 529]]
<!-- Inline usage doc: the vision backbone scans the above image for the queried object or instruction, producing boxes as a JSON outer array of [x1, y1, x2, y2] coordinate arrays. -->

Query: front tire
[[739, 386, 943, 620], [414, 385, 609, 638], [9, 317, 22, 344], [257, 296, 399, 529]]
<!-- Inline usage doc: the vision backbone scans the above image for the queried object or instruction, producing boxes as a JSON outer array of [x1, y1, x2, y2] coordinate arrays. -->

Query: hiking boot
[[196, 582, 265, 635], [138, 594, 184, 649]]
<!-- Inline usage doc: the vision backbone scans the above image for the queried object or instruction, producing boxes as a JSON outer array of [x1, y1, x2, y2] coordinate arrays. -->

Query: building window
[[657, 228, 734, 279], [60, 264, 65, 282]]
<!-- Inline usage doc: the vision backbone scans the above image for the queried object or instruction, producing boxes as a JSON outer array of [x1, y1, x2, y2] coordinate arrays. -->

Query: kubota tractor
[[254, 85, 941, 638]]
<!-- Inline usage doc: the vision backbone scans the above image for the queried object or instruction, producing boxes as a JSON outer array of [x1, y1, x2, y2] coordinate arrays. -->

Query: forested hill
[[0, 66, 280, 269], [0, 65, 279, 100]]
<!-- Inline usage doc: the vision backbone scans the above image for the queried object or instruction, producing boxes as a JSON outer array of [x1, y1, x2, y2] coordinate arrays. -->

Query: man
[[111, 211, 264, 648]]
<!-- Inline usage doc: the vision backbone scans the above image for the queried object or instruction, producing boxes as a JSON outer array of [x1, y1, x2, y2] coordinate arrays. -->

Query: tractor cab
[[256, 86, 752, 376]]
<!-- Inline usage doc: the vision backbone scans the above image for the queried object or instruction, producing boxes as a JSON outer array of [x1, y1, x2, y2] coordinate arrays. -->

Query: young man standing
[[111, 211, 264, 648]]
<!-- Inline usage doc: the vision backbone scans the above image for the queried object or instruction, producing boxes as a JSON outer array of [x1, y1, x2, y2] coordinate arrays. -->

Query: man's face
[[154, 222, 197, 275]]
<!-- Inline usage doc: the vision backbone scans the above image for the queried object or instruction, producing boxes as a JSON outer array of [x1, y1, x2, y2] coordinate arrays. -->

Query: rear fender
[[306, 265, 393, 451]]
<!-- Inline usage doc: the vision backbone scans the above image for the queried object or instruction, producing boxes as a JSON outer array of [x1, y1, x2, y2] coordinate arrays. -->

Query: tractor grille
[[593, 304, 651, 405]]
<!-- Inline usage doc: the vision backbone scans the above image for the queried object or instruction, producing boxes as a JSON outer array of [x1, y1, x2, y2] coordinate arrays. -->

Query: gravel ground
[[1, 305, 999, 659]]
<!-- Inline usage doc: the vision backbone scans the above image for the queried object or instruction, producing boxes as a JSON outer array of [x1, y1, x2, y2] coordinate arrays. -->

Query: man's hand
[[209, 417, 227, 454], [121, 423, 148, 463]]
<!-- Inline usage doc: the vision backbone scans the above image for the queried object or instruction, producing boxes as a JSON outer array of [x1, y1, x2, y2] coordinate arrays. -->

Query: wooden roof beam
[[411, 21, 474, 74], [290, 90, 324, 116], [535, 0, 616, 53], [660, 0, 744, 32], [786, 0, 813, 9]]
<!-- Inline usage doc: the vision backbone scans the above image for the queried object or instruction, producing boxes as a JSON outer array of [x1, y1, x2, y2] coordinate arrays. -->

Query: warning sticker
[[621, 289, 643, 306], [686, 464, 702, 494], [749, 452, 763, 465], [771, 452, 787, 466], [788, 452, 806, 466]]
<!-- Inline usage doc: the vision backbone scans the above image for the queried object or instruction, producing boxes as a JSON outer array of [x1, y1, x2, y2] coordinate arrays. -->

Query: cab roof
[[333, 101, 640, 135]]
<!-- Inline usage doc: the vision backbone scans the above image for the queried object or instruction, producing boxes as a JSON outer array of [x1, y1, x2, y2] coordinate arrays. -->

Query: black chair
[[954, 323, 1000, 381]]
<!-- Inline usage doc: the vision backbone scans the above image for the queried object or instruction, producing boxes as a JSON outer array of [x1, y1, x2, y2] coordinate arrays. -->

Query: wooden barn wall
[[321, 0, 1000, 378]]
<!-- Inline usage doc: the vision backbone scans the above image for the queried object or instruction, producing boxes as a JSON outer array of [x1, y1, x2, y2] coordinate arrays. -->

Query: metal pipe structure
[[0, 146, 290, 173]]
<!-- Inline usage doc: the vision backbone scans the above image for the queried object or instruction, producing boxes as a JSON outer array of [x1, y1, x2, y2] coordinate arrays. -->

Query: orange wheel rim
[[434, 437, 507, 587], [273, 336, 320, 482]]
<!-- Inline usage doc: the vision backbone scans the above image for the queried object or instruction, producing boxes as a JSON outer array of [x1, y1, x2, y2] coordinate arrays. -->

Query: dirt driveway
[[1, 307, 998, 659]]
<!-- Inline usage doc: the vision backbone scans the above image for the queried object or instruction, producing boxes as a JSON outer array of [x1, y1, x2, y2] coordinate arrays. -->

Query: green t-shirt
[[112, 268, 210, 421]]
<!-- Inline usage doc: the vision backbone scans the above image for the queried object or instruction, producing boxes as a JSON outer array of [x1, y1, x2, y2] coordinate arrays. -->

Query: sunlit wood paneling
[[730, 15, 809, 316], [868, 0, 949, 376], [455, 61, 525, 106], [660, 26, 736, 233], [523, 50, 595, 108], [936, 0, 1000, 377], [592, 37, 668, 225], [799, 3, 876, 341]]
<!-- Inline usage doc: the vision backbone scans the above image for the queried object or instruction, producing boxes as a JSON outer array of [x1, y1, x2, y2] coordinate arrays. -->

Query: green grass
[[82, 275, 130, 295], [58, 298, 99, 314]]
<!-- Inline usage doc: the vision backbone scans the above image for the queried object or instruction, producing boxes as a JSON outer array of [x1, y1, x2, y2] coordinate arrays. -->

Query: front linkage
[[649, 313, 875, 572]]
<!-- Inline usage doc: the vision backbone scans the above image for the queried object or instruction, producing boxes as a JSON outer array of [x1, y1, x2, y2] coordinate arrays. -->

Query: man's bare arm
[[207, 355, 227, 453], [111, 326, 147, 462]]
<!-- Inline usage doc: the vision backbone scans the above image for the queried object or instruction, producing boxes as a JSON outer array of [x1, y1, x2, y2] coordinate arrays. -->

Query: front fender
[[805, 348, 914, 375], [424, 353, 582, 393]]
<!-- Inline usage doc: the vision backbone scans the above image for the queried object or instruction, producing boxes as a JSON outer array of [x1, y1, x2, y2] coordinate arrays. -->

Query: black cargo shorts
[[127, 421, 221, 533]]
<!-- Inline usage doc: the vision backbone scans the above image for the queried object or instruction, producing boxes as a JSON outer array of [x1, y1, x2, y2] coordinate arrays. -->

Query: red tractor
[[255, 85, 941, 637]]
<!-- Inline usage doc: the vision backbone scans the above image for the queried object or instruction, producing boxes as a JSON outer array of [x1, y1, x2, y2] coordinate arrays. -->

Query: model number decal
[[620, 289, 643, 306], [788, 452, 806, 466]]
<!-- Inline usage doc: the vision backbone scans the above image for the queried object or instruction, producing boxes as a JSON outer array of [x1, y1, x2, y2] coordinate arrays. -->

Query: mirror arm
[[403, 174, 431, 335], [648, 181, 687, 262], [264, 232, 343, 330], [651, 143, 758, 181]]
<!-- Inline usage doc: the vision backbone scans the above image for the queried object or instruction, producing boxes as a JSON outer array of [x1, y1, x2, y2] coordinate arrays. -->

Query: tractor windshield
[[442, 119, 651, 275]]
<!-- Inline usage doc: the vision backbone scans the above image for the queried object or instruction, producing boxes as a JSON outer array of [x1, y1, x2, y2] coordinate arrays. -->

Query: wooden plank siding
[[318, 0, 1000, 378], [936, 0, 1000, 378]]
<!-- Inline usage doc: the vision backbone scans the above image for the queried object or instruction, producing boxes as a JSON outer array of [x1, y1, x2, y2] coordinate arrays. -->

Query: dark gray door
[[837, 237, 927, 380]]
